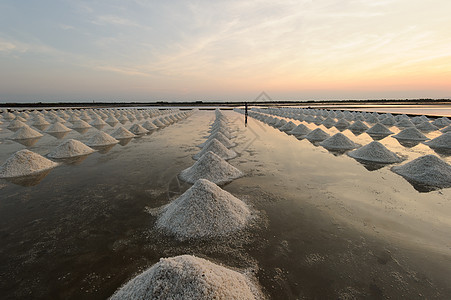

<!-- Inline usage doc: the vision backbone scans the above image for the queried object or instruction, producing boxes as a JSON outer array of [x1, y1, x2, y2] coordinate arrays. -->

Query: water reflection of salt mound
[[392, 127, 428, 141], [180, 151, 243, 185], [111, 255, 259, 300], [288, 124, 311, 136], [199, 132, 236, 148], [0, 149, 59, 178], [156, 179, 251, 240], [348, 141, 402, 164], [48, 139, 95, 158], [305, 128, 330, 142], [320, 133, 359, 150], [194, 139, 237, 161], [424, 132, 451, 150], [112, 127, 136, 139], [10, 125, 43, 139], [391, 155, 451, 190], [87, 131, 119, 146]]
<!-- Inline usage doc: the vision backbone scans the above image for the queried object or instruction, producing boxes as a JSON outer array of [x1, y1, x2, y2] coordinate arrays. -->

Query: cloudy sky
[[1, 0, 450, 102]]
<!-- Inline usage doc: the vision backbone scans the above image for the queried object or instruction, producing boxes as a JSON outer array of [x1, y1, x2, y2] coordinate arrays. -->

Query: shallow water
[[0, 110, 450, 299]]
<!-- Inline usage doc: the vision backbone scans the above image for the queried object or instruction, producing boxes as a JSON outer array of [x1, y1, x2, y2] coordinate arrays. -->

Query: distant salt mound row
[[392, 127, 428, 141], [423, 132, 451, 150], [180, 151, 243, 185], [111, 255, 259, 300], [46, 122, 71, 133], [48, 139, 96, 158], [0, 149, 59, 178], [391, 155, 451, 189], [288, 124, 311, 136], [348, 141, 402, 164], [199, 132, 236, 148], [305, 128, 330, 142], [87, 131, 119, 146], [10, 125, 43, 139], [194, 139, 237, 161], [366, 123, 393, 135], [156, 179, 251, 240], [129, 124, 148, 135], [319, 133, 359, 150], [112, 127, 136, 139]]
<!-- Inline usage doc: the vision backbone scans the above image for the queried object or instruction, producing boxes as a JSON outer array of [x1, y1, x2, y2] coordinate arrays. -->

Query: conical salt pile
[[71, 120, 92, 129], [392, 127, 428, 141], [129, 124, 149, 135], [156, 179, 251, 239], [152, 118, 166, 128], [10, 125, 43, 139], [366, 123, 393, 135], [416, 121, 438, 133], [391, 155, 451, 189], [110, 255, 259, 300], [320, 133, 358, 150], [48, 139, 95, 158], [87, 131, 119, 146], [288, 124, 311, 136], [210, 127, 234, 139], [194, 139, 237, 161], [142, 120, 158, 131], [396, 119, 415, 128], [46, 122, 71, 133], [199, 132, 236, 148], [112, 127, 136, 139], [334, 119, 350, 130], [305, 128, 330, 142], [432, 117, 450, 128], [348, 141, 402, 163], [180, 151, 243, 185], [349, 120, 369, 132], [32, 116, 50, 126], [441, 125, 451, 133], [279, 121, 296, 132], [424, 132, 451, 150], [0, 149, 59, 178], [7, 120, 27, 131]]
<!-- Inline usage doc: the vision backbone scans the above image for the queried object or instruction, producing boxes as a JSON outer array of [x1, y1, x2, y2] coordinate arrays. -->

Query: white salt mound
[[180, 151, 243, 185], [366, 123, 393, 135], [142, 120, 158, 131], [305, 128, 330, 142], [48, 139, 96, 158], [348, 141, 402, 163], [156, 179, 251, 239], [46, 122, 71, 133], [194, 139, 237, 161], [87, 131, 119, 146], [110, 255, 259, 300], [424, 132, 451, 150], [279, 121, 296, 132], [320, 133, 358, 150], [112, 127, 136, 139], [391, 155, 451, 189], [349, 120, 369, 131], [392, 127, 428, 141], [10, 125, 43, 139], [0, 149, 59, 178], [71, 120, 92, 129], [129, 124, 148, 135]]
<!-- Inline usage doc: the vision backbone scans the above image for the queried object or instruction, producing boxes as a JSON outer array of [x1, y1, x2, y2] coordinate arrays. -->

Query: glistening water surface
[[0, 110, 450, 299]]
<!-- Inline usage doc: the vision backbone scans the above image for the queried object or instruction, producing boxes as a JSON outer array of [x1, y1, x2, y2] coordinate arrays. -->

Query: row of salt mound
[[48, 139, 96, 158], [199, 132, 236, 148], [194, 139, 237, 161], [0, 149, 59, 178], [348, 141, 403, 164], [110, 255, 260, 300]]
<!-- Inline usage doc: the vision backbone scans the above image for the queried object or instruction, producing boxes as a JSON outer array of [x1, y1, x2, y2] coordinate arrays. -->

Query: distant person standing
[[245, 102, 248, 126]]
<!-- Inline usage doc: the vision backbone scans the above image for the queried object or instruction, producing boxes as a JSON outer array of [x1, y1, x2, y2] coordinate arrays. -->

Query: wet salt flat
[[0, 107, 451, 299]]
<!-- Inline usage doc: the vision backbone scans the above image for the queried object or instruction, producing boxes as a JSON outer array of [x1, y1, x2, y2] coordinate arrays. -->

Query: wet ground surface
[[0, 110, 450, 299]]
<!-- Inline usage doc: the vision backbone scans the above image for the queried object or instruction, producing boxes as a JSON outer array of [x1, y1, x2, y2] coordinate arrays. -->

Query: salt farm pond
[[0, 107, 450, 299]]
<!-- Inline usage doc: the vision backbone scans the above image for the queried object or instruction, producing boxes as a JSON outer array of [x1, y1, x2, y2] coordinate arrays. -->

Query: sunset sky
[[1, 0, 450, 102]]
